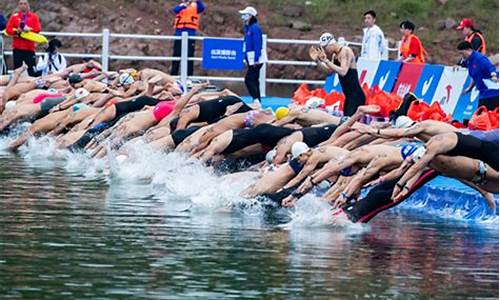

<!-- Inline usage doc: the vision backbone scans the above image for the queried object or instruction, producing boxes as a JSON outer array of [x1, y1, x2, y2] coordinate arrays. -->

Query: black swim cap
[[68, 74, 84, 84]]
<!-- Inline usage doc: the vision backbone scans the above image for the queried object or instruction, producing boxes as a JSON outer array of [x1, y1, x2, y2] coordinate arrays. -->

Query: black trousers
[[245, 64, 262, 101], [13, 49, 37, 76], [171, 38, 195, 76], [478, 96, 499, 111]]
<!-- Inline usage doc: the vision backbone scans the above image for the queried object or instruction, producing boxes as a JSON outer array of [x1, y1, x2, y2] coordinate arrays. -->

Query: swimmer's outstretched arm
[[358, 123, 424, 139]]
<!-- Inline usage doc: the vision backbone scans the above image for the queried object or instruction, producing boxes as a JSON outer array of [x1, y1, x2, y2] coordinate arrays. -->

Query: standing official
[[459, 41, 498, 110], [240, 6, 266, 104], [360, 10, 386, 60], [5, 0, 41, 76], [171, 0, 205, 76]]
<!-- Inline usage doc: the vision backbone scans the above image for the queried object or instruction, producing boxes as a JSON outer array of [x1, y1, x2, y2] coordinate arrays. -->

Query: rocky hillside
[[3, 0, 499, 87]]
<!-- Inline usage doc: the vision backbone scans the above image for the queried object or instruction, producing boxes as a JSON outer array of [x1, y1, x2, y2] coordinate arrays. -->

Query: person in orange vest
[[456, 18, 487, 67], [5, 0, 41, 76], [398, 21, 426, 64], [170, 0, 205, 76]]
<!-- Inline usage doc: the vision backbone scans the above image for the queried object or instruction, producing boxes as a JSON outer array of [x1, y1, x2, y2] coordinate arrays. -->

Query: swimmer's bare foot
[[357, 105, 381, 114]]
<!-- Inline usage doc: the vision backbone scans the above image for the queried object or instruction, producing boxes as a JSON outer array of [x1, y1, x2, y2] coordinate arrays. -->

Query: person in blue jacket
[[239, 6, 265, 103], [0, 13, 6, 75], [0, 13, 7, 31], [459, 41, 499, 110]]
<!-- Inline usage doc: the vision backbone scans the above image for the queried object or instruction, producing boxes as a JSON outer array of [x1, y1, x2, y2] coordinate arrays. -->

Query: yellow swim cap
[[275, 107, 290, 120]]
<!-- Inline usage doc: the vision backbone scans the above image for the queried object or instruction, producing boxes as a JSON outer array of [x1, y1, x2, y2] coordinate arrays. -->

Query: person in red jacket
[[5, 0, 41, 76]]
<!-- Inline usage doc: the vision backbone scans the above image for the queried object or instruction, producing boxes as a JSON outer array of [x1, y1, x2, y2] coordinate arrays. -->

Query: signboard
[[371, 60, 401, 92], [431, 66, 468, 114], [413, 64, 445, 103], [324, 74, 343, 93], [357, 58, 380, 87], [202, 38, 244, 70], [392, 63, 425, 98], [452, 77, 480, 121]]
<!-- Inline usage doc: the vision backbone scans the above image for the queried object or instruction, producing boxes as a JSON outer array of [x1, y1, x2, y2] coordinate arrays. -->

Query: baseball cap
[[457, 18, 474, 30]]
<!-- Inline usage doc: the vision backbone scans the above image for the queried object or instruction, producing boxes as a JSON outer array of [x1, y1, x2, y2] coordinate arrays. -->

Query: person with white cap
[[239, 6, 266, 104], [240, 141, 311, 201], [309, 32, 366, 117]]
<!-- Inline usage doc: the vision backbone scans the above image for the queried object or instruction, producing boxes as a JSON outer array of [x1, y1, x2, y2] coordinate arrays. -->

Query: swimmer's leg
[[175, 105, 200, 130], [197, 131, 233, 164]]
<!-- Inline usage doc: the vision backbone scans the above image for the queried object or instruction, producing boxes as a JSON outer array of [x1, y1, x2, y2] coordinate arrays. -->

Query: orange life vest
[[465, 32, 487, 54], [400, 34, 426, 64], [174, 3, 200, 30]]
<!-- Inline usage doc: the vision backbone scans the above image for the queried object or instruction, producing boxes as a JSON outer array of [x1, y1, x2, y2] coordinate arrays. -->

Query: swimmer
[[174, 96, 253, 130], [196, 124, 296, 164], [190, 109, 275, 154], [272, 124, 339, 164], [310, 33, 366, 116], [393, 132, 499, 199]]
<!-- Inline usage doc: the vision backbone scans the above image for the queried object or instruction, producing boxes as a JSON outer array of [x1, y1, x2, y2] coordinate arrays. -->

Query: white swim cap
[[265, 149, 277, 164], [410, 146, 427, 163], [319, 33, 336, 47], [5, 101, 16, 111], [291, 142, 310, 159], [75, 88, 90, 100], [119, 73, 135, 86], [47, 88, 58, 94], [395, 116, 415, 128], [305, 96, 324, 109]]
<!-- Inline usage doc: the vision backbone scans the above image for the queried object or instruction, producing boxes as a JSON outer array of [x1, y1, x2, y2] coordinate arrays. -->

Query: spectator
[[34, 39, 67, 76], [457, 18, 487, 54], [239, 6, 266, 104], [459, 41, 498, 110], [1, 13, 6, 75], [456, 18, 487, 67], [360, 10, 386, 60], [0, 13, 6, 31], [6, 0, 41, 76], [170, 0, 205, 76], [399, 20, 426, 64]]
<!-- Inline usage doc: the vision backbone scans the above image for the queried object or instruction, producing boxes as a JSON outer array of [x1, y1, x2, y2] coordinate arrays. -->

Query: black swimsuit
[[197, 96, 250, 124], [300, 125, 337, 147], [114, 96, 160, 122], [446, 133, 499, 171], [334, 53, 365, 117], [223, 124, 295, 155], [342, 169, 440, 223], [171, 126, 201, 147]]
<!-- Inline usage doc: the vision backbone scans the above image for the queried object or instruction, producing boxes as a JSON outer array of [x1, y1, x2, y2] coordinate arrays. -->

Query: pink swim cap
[[153, 101, 175, 122]]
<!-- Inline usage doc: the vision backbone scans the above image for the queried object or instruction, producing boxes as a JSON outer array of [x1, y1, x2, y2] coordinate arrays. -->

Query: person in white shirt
[[34, 39, 67, 76], [360, 10, 386, 60]]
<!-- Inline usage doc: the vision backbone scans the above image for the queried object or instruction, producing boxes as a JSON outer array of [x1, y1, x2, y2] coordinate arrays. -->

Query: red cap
[[457, 18, 474, 30]]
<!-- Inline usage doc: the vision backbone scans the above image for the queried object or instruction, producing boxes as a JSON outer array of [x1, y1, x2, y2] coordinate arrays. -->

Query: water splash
[[2, 132, 498, 227]]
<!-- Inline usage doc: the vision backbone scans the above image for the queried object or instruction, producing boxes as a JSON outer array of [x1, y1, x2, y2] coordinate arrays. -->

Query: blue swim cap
[[340, 167, 353, 177], [72, 103, 88, 112], [176, 80, 185, 93], [401, 144, 419, 160]]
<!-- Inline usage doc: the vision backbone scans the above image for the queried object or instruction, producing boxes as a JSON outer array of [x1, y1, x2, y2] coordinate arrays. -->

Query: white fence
[[1, 29, 400, 96]]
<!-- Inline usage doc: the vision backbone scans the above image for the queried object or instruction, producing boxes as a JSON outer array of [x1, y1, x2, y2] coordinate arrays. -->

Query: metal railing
[[2, 29, 400, 96]]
